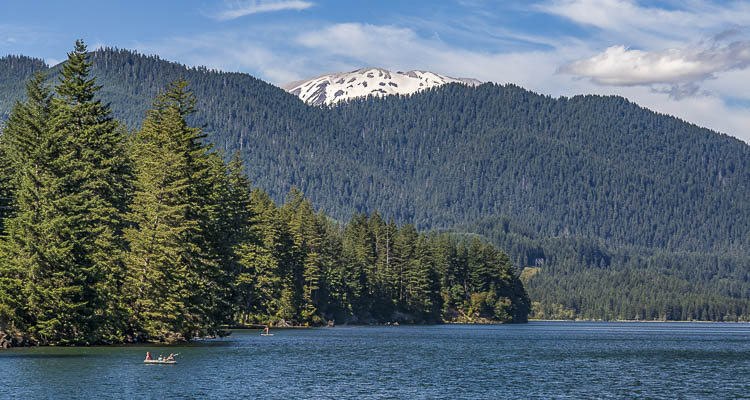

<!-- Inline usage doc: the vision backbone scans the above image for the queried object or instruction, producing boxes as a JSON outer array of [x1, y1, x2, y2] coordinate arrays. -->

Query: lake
[[2, 322, 749, 399]]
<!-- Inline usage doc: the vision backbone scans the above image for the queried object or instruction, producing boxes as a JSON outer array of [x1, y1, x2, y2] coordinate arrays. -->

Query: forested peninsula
[[0, 42, 529, 347]]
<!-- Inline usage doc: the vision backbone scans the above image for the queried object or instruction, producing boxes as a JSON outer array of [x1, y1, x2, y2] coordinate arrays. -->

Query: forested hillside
[[0, 43, 528, 347], [1, 47, 749, 321], [0, 56, 47, 120]]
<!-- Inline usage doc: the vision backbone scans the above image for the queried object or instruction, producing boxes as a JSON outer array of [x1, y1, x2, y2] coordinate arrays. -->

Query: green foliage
[[473, 217, 750, 321], [3, 46, 750, 324], [0, 71, 56, 340], [51, 40, 131, 342], [234, 189, 286, 325], [124, 80, 238, 341], [0, 45, 530, 346], [0, 41, 130, 344], [304, 214, 529, 324]]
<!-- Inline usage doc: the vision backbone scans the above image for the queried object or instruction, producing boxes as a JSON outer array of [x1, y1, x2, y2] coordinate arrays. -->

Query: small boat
[[143, 352, 179, 364], [144, 359, 177, 364]]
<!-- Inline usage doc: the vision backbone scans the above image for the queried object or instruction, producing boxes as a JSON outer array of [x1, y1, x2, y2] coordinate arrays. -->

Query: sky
[[2, 0, 750, 142]]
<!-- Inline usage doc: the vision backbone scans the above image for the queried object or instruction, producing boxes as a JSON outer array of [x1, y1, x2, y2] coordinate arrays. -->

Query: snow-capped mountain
[[282, 68, 482, 106]]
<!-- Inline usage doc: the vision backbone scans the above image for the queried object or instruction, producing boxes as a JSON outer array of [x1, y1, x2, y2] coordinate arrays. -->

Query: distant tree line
[[468, 216, 750, 321], [0, 42, 528, 347]]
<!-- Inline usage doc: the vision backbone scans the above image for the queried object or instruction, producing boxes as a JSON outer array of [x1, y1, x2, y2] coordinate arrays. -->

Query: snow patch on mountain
[[282, 67, 482, 106]]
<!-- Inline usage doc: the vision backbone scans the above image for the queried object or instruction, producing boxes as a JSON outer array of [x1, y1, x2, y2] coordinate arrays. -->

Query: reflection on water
[[2, 322, 750, 399]]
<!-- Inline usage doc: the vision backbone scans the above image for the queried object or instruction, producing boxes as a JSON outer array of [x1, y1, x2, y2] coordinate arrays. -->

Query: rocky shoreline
[[0, 327, 28, 349]]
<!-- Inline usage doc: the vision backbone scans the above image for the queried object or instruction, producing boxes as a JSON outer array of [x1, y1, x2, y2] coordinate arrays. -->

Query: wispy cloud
[[294, 22, 583, 85], [538, 0, 750, 46], [134, 29, 312, 83], [0, 23, 46, 48], [210, 0, 314, 21]]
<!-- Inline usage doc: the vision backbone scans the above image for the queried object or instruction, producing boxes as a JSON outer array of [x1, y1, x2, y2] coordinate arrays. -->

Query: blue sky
[[2, 0, 750, 142]]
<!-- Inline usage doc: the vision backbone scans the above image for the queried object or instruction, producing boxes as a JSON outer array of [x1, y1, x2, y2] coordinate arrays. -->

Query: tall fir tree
[[49, 40, 131, 342], [277, 188, 306, 322], [0, 71, 55, 342], [298, 203, 324, 322], [216, 153, 255, 323], [124, 80, 233, 341], [235, 189, 286, 324], [279, 188, 326, 323], [405, 235, 439, 318]]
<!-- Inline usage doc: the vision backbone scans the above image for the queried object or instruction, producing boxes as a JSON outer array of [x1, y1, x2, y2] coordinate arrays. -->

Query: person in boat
[[166, 353, 175, 361], [145, 352, 152, 360], [158, 354, 163, 361]]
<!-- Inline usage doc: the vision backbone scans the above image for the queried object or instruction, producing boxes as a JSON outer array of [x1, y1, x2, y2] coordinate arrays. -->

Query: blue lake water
[[2, 322, 749, 399]]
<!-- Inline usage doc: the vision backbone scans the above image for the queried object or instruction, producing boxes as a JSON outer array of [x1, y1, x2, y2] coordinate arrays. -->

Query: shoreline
[[5, 320, 750, 349], [529, 319, 750, 323]]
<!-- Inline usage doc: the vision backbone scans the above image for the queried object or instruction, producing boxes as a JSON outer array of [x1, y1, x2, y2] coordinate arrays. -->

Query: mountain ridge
[[2, 49, 748, 253]]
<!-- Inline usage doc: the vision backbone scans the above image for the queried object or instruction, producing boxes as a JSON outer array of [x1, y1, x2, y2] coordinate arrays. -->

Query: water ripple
[[2, 322, 750, 399]]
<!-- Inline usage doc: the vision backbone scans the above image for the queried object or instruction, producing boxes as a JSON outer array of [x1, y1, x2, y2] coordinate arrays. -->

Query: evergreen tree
[[281, 189, 324, 323], [342, 213, 378, 316], [405, 235, 439, 319], [235, 189, 285, 324], [315, 210, 345, 322], [50, 40, 131, 342], [0, 71, 55, 342], [124, 80, 225, 341], [217, 153, 255, 323]]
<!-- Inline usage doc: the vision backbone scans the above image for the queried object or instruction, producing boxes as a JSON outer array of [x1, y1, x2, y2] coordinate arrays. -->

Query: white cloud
[[559, 38, 750, 98], [210, 0, 314, 21], [704, 68, 750, 99], [0, 23, 43, 48], [297, 23, 422, 66]]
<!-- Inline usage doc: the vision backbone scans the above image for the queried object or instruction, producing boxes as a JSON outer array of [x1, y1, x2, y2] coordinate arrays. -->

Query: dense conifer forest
[[0, 42, 528, 347], [1, 46, 750, 323]]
